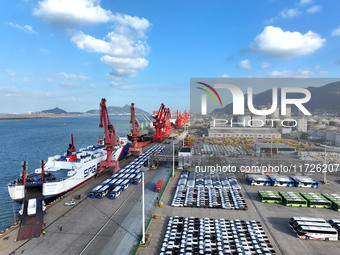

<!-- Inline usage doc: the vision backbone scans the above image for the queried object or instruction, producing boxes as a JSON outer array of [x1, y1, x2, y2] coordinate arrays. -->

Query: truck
[[155, 179, 163, 192]]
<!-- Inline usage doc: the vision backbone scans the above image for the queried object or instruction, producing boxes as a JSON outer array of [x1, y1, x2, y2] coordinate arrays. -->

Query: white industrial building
[[178, 147, 191, 168], [297, 118, 308, 132], [309, 127, 340, 146], [209, 127, 281, 139]]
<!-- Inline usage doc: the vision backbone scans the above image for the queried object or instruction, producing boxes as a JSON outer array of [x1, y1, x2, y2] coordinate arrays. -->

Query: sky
[[0, 0, 340, 114]]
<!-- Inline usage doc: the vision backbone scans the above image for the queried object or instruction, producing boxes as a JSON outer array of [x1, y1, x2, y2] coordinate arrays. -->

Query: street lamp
[[172, 141, 175, 177], [141, 170, 145, 244]]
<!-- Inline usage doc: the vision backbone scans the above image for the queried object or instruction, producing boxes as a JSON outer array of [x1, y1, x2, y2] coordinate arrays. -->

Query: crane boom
[[99, 98, 120, 174], [128, 103, 150, 155], [153, 103, 167, 141]]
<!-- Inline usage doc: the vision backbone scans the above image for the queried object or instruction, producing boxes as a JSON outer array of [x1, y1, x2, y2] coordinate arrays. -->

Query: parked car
[[64, 200, 76, 206]]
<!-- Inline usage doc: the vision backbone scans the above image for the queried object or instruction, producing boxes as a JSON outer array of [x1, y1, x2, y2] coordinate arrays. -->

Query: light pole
[[172, 141, 175, 177], [323, 146, 328, 184], [141, 171, 145, 244]]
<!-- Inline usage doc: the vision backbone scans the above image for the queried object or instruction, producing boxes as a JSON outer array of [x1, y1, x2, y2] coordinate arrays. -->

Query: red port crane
[[98, 98, 120, 174], [41, 160, 45, 183], [164, 107, 172, 137], [21, 161, 27, 185], [182, 110, 190, 125], [128, 103, 151, 156], [175, 110, 184, 128], [153, 103, 166, 141]]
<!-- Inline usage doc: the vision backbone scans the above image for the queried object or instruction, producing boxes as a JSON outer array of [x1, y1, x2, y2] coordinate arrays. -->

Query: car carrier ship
[[8, 134, 131, 202]]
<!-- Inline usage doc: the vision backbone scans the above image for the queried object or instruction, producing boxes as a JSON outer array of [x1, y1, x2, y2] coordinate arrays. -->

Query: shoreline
[[0, 112, 148, 120], [0, 114, 95, 120]]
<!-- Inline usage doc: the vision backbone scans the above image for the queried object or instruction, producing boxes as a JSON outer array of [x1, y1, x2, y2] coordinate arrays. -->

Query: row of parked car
[[199, 144, 250, 156], [89, 145, 165, 199], [171, 172, 246, 209], [160, 216, 276, 255]]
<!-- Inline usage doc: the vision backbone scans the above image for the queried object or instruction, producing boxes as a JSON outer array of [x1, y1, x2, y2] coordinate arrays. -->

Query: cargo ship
[[8, 135, 131, 202]]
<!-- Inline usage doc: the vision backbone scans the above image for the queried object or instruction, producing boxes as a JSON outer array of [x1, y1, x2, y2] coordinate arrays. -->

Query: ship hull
[[8, 141, 130, 202]]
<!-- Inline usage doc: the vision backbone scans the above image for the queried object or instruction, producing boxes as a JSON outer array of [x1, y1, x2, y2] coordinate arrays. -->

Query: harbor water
[[0, 115, 141, 231]]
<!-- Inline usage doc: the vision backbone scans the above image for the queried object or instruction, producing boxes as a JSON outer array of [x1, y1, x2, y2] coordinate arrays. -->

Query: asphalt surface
[[0, 144, 172, 255], [139, 171, 340, 255]]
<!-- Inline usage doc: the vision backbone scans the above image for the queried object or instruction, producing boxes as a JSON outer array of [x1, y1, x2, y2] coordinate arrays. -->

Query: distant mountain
[[41, 107, 67, 114], [86, 104, 149, 115], [213, 81, 340, 115], [38, 104, 149, 115]]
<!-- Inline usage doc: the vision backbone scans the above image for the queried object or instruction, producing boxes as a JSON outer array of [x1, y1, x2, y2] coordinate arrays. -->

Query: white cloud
[[33, 0, 114, 26], [279, 8, 301, 18], [101, 56, 148, 76], [60, 81, 82, 88], [5, 69, 16, 81], [69, 20, 150, 77], [22, 77, 30, 82], [34, 0, 151, 77], [307, 5, 322, 14], [238, 59, 252, 69], [47, 77, 55, 82], [267, 66, 329, 78], [39, 48, 50, 54], [265, 8, 301, 23], [299, 0, 313, 5], [109, 82, 146, 90], [59, 72, 92, 80], [0, 86, 78, 100], [6, 22, 37, 34], [332, 27, 340, 37], [250, 26, 325, 58], [261, 62, 270, 69], [221, 74, 230, 78]]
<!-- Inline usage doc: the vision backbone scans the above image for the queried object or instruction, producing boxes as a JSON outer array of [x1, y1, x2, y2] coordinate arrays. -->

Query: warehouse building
[[253, 143, 296, 154], [209, 127, 281, 139]]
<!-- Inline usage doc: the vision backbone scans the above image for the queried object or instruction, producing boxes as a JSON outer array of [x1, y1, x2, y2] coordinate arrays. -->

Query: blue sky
[[0, 0, 339, 113]]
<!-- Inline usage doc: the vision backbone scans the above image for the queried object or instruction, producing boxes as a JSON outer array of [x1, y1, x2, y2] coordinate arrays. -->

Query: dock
[[16, 197, 44, 241], [2, 132, 340, 255]]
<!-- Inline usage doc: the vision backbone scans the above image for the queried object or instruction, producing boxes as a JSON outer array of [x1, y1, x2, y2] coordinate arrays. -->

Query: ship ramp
[[16, 196, 44, 241]]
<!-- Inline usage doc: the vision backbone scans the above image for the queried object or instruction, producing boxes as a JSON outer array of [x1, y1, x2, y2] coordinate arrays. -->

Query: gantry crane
[[98, 98, 120, 174], [152, 103, 166, 141], [128, 103, 151, 156]]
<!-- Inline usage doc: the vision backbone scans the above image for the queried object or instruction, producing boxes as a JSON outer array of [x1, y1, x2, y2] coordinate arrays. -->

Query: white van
[[27, 198, 37, 216]]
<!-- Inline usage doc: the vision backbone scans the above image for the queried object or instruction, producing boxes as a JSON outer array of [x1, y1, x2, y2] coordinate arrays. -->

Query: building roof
[[254, 143, 295, 149]]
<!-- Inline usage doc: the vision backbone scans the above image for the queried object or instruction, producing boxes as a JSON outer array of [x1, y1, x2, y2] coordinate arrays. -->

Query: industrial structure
[[128, 103, 151, 156], [99, 98, 121, 174]]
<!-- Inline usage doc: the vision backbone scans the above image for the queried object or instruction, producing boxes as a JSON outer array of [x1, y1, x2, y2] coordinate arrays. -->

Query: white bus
[[109, 186, 122, 199], [27, 198, 37, 216], [295, 226, 338, 241], [289, 217, 326, 227], [291, 221, 331, 230], [329, 219, 340, 226]]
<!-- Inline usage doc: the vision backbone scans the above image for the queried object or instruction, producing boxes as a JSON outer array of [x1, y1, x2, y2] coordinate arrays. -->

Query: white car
[[64, 200, 76, 206]]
